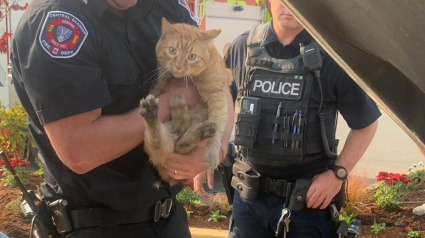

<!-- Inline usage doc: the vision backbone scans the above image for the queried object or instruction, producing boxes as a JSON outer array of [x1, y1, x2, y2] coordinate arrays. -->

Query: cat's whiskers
[[157, 67, 170, 82], [142, 66, 168, 89], [188, 74, 200, 93], [148, 68, 169, 92], [183, 75, 190, 95]]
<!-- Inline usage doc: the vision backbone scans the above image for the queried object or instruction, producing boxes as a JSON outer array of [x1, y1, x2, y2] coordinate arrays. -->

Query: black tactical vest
[[234, 23, 339, 168]]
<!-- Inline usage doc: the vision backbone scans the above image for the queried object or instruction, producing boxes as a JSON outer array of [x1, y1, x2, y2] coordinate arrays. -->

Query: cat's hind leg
[[174, 121, 217, 154], [169, 93, 190, 137]]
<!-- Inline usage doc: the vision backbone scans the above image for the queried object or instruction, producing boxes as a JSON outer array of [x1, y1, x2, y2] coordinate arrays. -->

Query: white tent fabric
[[280, 0, 425, 150]]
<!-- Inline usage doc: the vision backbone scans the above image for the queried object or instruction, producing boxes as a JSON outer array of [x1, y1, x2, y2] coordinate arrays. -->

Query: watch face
[[337, 168, 347, 178]]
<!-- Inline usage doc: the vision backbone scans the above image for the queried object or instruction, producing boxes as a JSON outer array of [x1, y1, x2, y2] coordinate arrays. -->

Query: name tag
[[249, 77, 304, 100]]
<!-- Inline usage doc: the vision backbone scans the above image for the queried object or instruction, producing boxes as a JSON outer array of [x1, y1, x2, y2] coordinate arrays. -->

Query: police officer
[[11, 0, 233, 237], [225, 0, 380, 237]]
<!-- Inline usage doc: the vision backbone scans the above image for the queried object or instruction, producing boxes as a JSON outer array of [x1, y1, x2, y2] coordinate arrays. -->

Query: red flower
[[1, 127, 9, 135], [0, 170, 2, 176], [378, 171, 389, 177], [376, 175, 388, 182], [183, 205, 191, 210], [405, 223, 413, 232], [185, 181, 194, 191]]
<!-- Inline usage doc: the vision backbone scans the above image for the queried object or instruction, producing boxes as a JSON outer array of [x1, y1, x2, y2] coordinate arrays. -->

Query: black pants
[[60, 202, 191, 238], [229, 191, 334, 238]]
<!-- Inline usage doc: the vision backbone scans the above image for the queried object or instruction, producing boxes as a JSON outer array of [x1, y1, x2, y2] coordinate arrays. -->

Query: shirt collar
[[125, 0, 155, 22], [87, 0, 109, 19], [260, 19, 313, 50]]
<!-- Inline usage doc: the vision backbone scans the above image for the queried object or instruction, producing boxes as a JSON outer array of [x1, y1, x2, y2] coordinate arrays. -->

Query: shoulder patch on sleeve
[[178, 0, 197, 23], [39, 11, 88, 58]]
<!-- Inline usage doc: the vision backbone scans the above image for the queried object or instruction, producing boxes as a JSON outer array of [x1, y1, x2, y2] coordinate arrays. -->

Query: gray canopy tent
[[279, 0, 425, 152]]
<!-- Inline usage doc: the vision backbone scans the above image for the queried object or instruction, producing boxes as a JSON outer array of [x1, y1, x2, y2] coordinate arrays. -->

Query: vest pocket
[[234, 113, 261, 148]]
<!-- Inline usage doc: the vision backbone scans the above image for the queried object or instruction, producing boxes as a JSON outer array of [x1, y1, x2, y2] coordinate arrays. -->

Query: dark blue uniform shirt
[[225, 22, 381, 179], [11, 0, 196, 210]]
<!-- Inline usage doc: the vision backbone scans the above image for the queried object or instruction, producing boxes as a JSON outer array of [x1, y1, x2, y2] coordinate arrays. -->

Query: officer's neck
[[273, 24, 304, 46]]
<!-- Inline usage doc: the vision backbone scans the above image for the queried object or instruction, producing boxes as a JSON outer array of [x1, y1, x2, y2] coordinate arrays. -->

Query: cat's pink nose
[[176, 65, 182, 70]]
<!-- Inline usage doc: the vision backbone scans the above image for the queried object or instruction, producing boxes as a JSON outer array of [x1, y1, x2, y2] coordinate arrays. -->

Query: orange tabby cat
[[139, 18, 232, 186]]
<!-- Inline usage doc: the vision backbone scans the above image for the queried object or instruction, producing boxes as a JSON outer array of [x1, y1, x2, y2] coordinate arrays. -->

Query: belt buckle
[[154, 198, 173, 222], [266, 177, 284, 196]]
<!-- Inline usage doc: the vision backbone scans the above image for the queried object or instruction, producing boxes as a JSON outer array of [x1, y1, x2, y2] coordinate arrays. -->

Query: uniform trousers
[[229, 191, 335, 238]]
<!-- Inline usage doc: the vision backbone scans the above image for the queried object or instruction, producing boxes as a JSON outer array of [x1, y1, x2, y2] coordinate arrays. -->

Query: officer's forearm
[[335, 119, 379, 173], [44, 93, 173, 175]]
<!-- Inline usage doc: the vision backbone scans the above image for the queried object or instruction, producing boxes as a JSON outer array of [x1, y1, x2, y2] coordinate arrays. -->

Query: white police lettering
[[291, 83, 301, 95], [252, 80, 300, 96], [282, 82, 291, 95]]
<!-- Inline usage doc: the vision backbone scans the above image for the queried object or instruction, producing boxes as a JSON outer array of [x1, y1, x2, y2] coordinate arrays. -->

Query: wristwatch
[[329, 165, 348, 181]]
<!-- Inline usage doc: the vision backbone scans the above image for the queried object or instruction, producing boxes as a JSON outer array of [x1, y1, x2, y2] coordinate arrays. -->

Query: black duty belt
[[70, 198, 174, 229], [231, 160, 293, 200]]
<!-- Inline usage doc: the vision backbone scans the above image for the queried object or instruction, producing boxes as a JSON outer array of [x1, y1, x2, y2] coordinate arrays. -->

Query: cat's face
[[156, 18, 220, 78]]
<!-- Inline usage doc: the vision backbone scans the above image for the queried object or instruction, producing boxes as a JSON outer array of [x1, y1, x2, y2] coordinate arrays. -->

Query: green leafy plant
[[371, 222, 386, 234], [183, 205, 193, 218], [0, 103, 34, 187], [176, 184, 200, 206], [339, 210, 353, 226], [408, 231, 420, 237], [407, 168, 425, 181], [374, 182, 407, 208], [374, 171, 414, 208], [0, 103, 32, 158], [208, 210, 227, 222]]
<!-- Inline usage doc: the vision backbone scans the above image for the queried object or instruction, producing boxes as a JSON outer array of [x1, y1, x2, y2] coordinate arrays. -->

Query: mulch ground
[[0, 173, 44, 238], [357, 181, 425, 238]]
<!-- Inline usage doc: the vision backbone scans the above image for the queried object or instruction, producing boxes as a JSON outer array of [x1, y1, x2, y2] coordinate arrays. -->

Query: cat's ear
[[161, 17, 175, 37], [200, 28, 221, 42]]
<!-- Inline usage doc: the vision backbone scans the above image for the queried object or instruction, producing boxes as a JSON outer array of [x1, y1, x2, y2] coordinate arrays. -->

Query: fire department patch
[[39, 11, 88, 58]]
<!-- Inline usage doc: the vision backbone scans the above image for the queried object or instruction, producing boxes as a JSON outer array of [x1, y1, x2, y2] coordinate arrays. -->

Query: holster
[[218, 142, 238, 204], [334, 180, 348, 212], [287, 178, 311, 212]]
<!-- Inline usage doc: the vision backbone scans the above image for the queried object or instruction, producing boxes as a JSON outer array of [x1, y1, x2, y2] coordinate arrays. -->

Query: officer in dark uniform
[[10, 0, 233, 237], [224, 0, 380, 237]]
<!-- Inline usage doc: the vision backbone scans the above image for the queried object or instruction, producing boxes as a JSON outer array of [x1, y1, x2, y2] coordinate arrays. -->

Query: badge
[[178, 0, 196, 23], [39, 11, 88, 58]]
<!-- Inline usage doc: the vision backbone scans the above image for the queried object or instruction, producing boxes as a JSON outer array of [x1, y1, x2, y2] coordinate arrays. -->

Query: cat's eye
[[169, 47, 177, 55], [188, 54, 196, 61]]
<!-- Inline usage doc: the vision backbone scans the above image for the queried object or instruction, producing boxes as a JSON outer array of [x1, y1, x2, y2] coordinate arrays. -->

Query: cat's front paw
[[204, 152, 219, 169], [200, 122, 216, 140], [139, 94, 159, 119]]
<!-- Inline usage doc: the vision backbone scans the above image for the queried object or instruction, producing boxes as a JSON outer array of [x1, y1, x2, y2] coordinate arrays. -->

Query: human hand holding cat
[[163, 140, 209, 180]]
